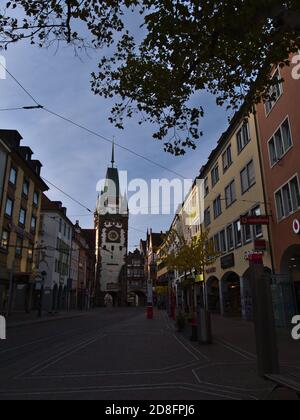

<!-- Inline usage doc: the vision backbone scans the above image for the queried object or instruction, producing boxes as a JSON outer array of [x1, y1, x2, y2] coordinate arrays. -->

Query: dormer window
[[265, 69, 283, 115]]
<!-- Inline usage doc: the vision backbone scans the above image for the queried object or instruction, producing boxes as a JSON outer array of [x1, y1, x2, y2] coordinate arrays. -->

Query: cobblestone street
[[1, 308, 299, 400]]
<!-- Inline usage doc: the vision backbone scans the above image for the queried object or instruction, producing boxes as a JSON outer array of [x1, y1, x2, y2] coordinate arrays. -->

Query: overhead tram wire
[[41, 177, 93, 213], [42, 107, 186, 179], [0, 61, 270, 208], [0, 60, 186, 180], [0, 61, 41, 107]]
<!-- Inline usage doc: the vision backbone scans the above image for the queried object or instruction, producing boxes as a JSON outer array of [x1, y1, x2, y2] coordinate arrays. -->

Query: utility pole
[[6, 260, 14, 318], [249, 255, 280, 376]]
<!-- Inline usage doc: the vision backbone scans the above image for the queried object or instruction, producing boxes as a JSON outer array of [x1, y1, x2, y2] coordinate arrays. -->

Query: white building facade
[[37, 195, 73, 312]]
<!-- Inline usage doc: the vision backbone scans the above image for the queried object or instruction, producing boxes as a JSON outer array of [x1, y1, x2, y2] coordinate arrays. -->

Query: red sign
[[293, 219, 300, 235], [248, 253, 264, 264], [240, 216, 270, 226], [254, 240, 267, 251]]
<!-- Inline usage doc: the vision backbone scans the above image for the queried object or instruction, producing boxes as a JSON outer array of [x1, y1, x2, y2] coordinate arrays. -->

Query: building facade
[[256, 58, 300, 317], [200, 111, 272, 320], [126, 249, 146, 307], [0, 130, 48, 314], [37, 195, 73, 313], [95, 145, 128, 306], [73, 222, 96, 310], [145, 230, 164, 306]]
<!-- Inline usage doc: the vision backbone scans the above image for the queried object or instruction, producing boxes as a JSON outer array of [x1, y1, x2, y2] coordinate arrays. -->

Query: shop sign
[[195, 274, 204, 283], [206, 267, 217, 275], [245, 251, 264, 264], [240, 216, 270, 225]]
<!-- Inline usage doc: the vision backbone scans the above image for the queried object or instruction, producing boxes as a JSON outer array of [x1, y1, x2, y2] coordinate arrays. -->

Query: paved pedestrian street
[[1, 308, 299, 400]]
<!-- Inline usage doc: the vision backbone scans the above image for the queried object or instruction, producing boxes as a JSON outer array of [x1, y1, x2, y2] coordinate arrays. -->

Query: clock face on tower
[[107, 229, 120, 243]]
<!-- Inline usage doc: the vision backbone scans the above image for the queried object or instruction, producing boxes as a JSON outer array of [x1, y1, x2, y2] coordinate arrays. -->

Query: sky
[[0, 16, 231, 250]]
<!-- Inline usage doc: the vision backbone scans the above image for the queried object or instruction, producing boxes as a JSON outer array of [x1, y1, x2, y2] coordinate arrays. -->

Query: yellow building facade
[[0, 130, 48, 314], [200, 111, 272, 319]]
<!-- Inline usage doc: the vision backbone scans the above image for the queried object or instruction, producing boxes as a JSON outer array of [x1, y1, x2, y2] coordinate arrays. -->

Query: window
[[220, 230, 227, 253], [68, 227, 71, 240], [204, 207, 211, 227], [227, 225, 234, 250], [275, 176, 300, 221], [9, 167, 17, 185], [33, 191, 39, 207], [5, 198, 13, 217], [64, 223, 67, 236], [31, 216, 37, 232], [213, 195, 222, 219], [59, 219, 62, 233], [22, 179, 29, 197], [204, 177, 209, 196], [222, 145, 232, 173], [241, 160, 256, 194], [15, 237, 23, 257], [234, 220, 242, 247], [290, 177, 300, 210], [252, 206, 263, 237], [214, 234, 220, 253], [265, 69, 283, 115], [237, 121, 250, 154], [268, 118, 292, 167], [211, 165, 219, 187], [242, 214, 252, 243], [225, 180, 236, 208], [19, 208, 26, 226], [0, 230, 9, 251]]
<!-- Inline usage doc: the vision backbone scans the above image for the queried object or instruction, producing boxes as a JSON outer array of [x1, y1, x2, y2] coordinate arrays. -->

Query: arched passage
[[280, 245, 300, 313], [221, 272, 241, 317], [206, 276, 220, 313], [104, 293, 114, 307], [127, 291, 147, 307]]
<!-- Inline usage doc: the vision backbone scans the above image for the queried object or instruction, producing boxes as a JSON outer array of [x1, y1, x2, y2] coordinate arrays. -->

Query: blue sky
[[0, 35, 230, 250]]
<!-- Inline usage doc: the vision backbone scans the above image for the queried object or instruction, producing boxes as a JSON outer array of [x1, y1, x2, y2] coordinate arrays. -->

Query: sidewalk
[[166, 311, 300, 399], [210, 314, 300, 367], [5, 310, 91, 328]]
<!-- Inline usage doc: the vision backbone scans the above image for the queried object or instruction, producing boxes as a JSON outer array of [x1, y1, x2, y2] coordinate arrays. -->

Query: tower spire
[[111, 138, 115, 168]]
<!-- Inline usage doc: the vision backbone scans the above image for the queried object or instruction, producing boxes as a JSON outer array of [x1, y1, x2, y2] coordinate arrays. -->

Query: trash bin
[[147, 305, 154, 320]]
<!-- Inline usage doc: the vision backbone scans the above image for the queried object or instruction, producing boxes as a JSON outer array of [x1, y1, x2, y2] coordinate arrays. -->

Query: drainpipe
[[253, 108, 276, 274]]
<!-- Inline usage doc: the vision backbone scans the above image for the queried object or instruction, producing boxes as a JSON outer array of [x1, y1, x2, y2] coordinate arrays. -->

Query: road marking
[[172, 333, 211, 362], [0, 382, 242, 400], [0, 328, 80, 355], [25, 361, 201, 379], [215, 338, 256, 361], [15, 330, 107, 378]]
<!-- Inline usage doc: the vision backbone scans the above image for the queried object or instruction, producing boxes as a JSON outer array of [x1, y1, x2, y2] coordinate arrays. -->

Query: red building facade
[[256, 56, 300, 313]]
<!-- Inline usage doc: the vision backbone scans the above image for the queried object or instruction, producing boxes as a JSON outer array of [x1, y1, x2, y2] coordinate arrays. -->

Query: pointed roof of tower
[[111, 140, 115, 168]]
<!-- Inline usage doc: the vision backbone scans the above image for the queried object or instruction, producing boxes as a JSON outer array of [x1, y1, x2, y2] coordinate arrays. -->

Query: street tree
[[162, 228, 217, 312], [1, 1, 300, 154]]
